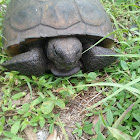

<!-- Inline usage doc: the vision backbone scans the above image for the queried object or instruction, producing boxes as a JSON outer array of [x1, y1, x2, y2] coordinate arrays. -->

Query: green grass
[[0, 0, 140, 140]]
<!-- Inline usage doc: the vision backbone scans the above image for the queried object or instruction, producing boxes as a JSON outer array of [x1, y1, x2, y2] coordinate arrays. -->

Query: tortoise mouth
[[50, 65, 80, 77], [54, 61, 78, 71]]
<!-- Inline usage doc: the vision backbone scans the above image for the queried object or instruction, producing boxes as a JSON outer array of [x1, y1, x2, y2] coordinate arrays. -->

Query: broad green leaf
[[12, 92, 26, 100], [131, 71, 136, 80], [85, 113, 94, 117], [95, 132, 105, 140], [17, 109, 24, 115], [19, 76, 32, 82], [39, 117, 45, 128], [11, 121, 21, 134], [0, 116, 5, 134], [30, 122, 37, 127], [120, 60, 129, 71], [31, 96, 43, 106], [72, 128, 79, 134], [108, 127, 133, 140], [22, 104, 30, 112], [3, 131, 16, 138], [78, 129, 82, 137], [138, 16, 140, 24], [27, 82, 32, 97], [83, 122, 93, 135], [71, 78, 79, 84], [8, 100, 12, 109], [55, 99, 65, 109], [132, 129, 140, 140], [21, 121, 28, 131], [38, 92, 45, 99], [73, 128, 82, 137], [31, 116, 40, 122], [130, 60, 140, 70], [117, 102, 123, 109], [46, 91, 56, 99], [133, 113, 140, 123], [0, 117, 5, 135], [94, 121, 101, 135], [83, 121, 91, 125], [76, 122, 82, 128], [0, 116, 5, 125], [0, 125, 3, 135], [107, 109, 113, 126], [41, 101, 54, 114], [76, 81, 87, 91], [49, 123, 54, 134], [84, 129, 93, 135], [12, 137, 24, 140], [86, 72, 97, 82], [23, 112, 31, 117]]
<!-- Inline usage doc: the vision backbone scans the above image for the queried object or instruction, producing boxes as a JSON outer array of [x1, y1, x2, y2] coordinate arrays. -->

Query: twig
[[80, 88, 108, 114]]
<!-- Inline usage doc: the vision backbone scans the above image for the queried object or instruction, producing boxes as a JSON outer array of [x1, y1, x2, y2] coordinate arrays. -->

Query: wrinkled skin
[[2, 37, 83, 76], [47, 37, 82, 70], [1, 36, 117, 77]]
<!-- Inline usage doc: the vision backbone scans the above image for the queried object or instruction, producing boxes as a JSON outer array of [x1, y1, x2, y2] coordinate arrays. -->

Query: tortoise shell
[[3, 0, 113, 55]]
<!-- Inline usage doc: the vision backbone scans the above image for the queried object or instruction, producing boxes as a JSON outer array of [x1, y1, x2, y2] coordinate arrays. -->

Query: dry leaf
[[53, 87, 68, 92], [46, 129, 57, 140], [24, 126, 37, 140], [92, 115, 106, 133]]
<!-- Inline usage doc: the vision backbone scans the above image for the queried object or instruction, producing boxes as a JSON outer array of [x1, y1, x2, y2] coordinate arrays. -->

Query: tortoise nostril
[[53, 45, 62, 58], [54, 49, 58, 57]]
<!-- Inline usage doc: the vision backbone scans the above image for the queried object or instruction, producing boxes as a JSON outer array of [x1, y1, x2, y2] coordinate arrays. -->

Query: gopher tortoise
[[2, 0, 117, 77]]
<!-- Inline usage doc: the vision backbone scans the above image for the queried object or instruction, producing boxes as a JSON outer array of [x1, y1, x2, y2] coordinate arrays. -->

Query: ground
[[0, 0, 140, 140]]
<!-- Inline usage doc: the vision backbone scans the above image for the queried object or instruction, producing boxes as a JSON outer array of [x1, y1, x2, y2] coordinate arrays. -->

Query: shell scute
[[10, 0, 41, 31], [41, 0, 80, 28], [75, 0, 106, 26], [3, 0, 114, 52]]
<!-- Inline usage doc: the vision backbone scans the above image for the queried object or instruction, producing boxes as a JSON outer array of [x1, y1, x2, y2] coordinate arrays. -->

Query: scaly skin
[[46, 37, 83, 70], [2, 37, 83, 76], [2, 47, 48, 76], [1, 37, 118, 76], [81, 46, 117, 71]]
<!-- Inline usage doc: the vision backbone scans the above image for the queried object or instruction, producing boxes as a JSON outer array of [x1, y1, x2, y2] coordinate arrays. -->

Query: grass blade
[[107, 127, 133, 140], [112, 103, 135, 128], [85, 77, 140, 110]]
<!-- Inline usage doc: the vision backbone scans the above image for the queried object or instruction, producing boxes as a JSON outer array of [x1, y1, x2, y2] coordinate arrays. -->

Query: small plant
[[0, 0, 140, 139], [41, 91, 65, 114], [73, 121, 94, 137]]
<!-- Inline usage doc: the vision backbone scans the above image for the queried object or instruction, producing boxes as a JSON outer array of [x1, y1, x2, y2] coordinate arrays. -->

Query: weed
[[0, 0, 140, 140]]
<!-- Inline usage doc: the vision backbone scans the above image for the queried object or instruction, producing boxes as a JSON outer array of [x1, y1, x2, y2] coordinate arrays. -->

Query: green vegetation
[[0, 0, 140, 140]]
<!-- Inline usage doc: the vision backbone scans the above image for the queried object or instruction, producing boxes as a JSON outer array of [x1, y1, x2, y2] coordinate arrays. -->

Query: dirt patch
[[0, 83, 106, 140], [55, 87, 106, 140]]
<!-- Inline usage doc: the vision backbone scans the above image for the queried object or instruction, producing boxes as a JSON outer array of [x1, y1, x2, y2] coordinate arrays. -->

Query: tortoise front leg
[[81, 46, 117, 72], [2, 47, 49, 76]]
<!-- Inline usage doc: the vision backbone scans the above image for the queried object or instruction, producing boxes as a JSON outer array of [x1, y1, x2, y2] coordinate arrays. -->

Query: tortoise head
[[46, 37, 82, 76]]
